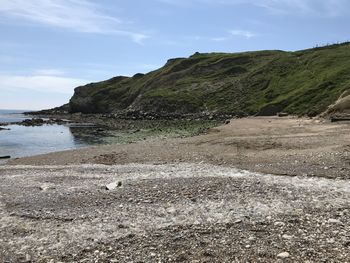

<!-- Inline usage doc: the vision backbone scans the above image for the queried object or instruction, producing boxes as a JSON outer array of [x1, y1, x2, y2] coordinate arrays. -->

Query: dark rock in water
[[225, 120, 231, 125], [0, 127, 10, 131], [50, 118, 65, 124], [0, 156, 11, 159], [22, 118, 45, 126]]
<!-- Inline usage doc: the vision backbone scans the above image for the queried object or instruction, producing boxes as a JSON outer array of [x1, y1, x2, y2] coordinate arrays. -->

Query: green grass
[[69, 42, 350, 117]]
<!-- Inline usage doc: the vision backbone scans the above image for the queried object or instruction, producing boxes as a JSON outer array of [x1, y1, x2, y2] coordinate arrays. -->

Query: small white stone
[[282, 234, 293, 240], [328, 218, 341, 224], [248, 236, 256, 241], [277, 252, 290, 259], [274, 221, 285, 227], [327, 238, 335, 244], [105, 182, 117, 190], [105, 181, 122, 190]]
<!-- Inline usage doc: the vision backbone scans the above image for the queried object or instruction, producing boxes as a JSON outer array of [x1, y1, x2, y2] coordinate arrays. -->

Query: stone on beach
[[277, 252, 290, 259], [105, 181, 122, 190]]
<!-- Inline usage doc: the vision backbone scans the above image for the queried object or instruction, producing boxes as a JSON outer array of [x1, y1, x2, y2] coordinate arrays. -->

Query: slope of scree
[[67, 43, 350, 117]]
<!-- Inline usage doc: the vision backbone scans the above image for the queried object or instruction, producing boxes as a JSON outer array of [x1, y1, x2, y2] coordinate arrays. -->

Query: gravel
[[1, 163, 350, 262]]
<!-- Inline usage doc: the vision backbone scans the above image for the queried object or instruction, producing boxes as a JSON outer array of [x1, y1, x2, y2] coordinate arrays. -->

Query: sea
[[0, 109, 27, 123], [0, 109, 103, 162]]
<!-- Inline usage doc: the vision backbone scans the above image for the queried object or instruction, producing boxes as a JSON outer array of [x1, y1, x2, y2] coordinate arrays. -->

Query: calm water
[[0, 110, 105, 162], [0, 109, 28, 123]]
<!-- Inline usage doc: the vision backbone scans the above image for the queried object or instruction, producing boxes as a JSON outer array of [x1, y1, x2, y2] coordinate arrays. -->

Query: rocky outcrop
[[325, 92, 350, 115]]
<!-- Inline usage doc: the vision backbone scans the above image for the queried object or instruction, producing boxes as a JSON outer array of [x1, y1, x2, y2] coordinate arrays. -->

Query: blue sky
[[0, 0, 349, 110]]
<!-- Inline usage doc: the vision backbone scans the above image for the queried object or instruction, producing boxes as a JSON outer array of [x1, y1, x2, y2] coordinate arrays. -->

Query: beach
[[8, 116, 350, 179], [1, 117, 350, 262]]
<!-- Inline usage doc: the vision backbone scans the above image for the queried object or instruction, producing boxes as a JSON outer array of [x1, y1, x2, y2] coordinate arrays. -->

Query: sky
[[0, 0, 349, 110]]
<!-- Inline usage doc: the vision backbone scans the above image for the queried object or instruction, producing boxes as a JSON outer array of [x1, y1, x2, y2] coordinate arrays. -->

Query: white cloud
[[260, 0, 348, 16], [230, 30, 256, 39], [33, 69, 65, 76], [0, 74, 89, 95], [0, 0, 149, 43], [155, 0, 348, 17], [210, 37, 230, 42]]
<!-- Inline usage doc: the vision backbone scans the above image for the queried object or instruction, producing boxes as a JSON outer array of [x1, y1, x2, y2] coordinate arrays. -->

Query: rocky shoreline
[[0, 117, 69, 127], [2, 116, 350, 262]]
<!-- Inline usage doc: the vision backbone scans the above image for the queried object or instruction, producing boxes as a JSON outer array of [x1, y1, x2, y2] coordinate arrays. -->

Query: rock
[[0, 156, 11, 159], [278, 112, 289, 117], [224, 119, 231, 125], [274, 221, 285, 227], [105, 181, 122, 190], [39, 184, 55, 191], [248, 236, 256, 241], [22, 118, 45, 126], [282, 234, 293, 240], [328, 218, 342, 224], [277, 252, 290, 259]]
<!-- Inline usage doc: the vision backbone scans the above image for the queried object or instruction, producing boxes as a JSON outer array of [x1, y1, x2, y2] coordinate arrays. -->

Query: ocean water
[[0, 109, 28, 123], [0, 110, 104, 162]]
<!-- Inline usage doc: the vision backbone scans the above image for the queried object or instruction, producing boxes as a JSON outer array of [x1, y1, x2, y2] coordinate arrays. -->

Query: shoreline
[[6, 116, 350, 179], [0, 115, 220, 164], [2, 116, 350, 261]]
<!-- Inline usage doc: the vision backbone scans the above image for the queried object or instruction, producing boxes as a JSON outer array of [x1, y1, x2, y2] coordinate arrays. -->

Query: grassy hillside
[[69, 42, 350, 117]]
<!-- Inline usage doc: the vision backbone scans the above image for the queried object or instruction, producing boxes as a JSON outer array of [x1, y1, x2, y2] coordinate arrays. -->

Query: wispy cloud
[[0, 0, 149, 43], [33, 69, 66, 76], [184, 29, 256, 43], [230, 30, 256, 39], [210, 37, 230, 42], [0, 73, 89, 95], [155, 0, 349, 17]]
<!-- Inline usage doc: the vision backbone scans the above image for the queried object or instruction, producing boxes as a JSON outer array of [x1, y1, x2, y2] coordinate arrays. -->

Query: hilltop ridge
[[49, 42, 350, 118]]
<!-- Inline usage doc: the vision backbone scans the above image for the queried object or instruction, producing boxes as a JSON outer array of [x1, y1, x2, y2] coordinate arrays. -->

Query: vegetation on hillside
[[69, 42, 350, 117]]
